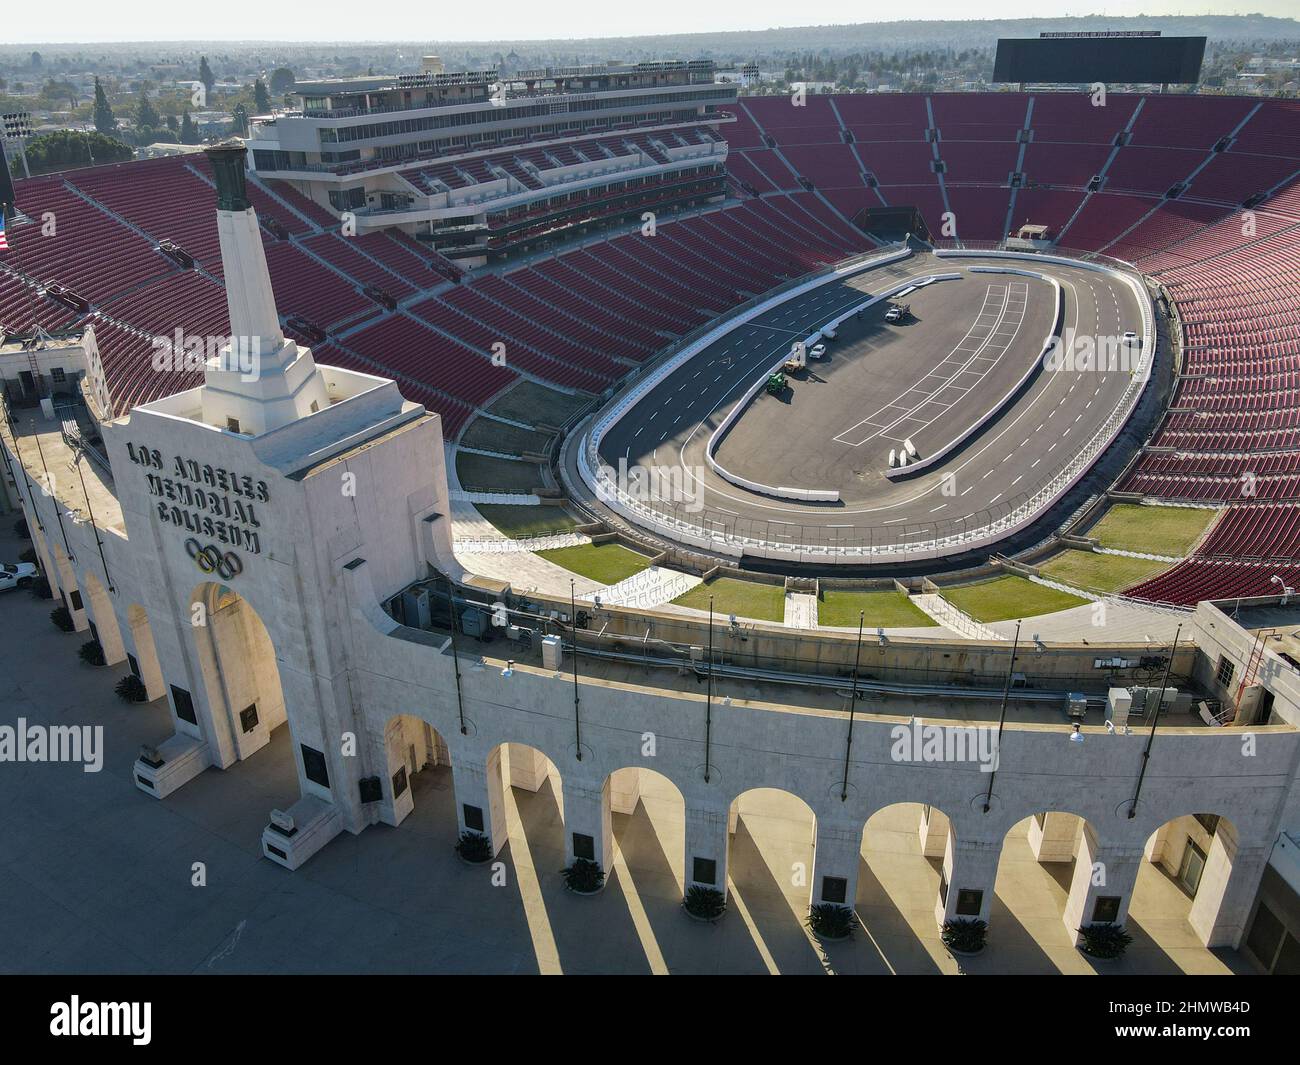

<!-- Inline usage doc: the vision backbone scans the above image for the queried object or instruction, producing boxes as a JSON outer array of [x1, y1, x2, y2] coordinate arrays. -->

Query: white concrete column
[[53, 554, 89, 632], [28, 522, 60, 598], [84, 582, 126, 665], [1188, 821, 1268, 949], [918, 804, 950, 858], [608, 767, 643, 816], [1062, 827, 1142, 944], [504, 743, 551, 793], [1028, 811, 1082, 863], [684, 803, 730, 897], [94, 605, 127, 664], [561, 777, 613, 872], [453, 756, 506, 857], [1144, 822, 1173, 865], [936, 833, 1000, 927], [376, 717, 417, 828], [811, 820, 863, 910], [126, 608, 166, 701]]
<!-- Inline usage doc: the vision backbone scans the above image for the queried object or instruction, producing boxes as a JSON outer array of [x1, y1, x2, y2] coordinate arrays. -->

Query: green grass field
[[942, 575, 1089, 623], [1038, 550, 1169, 595], [459, 418, 555, 457], [818, 588, 937, 628], [455, 451, 544, 494], [672, 577, 785, 622], [1085, 504, 1217, 557], [535, 542, 651, 584], [476, 504, 580, 540], [484, 380, 592, 427]]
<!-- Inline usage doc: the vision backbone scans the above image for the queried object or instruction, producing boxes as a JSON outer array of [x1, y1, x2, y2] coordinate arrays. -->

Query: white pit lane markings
[[831, 281, 1029, 448]]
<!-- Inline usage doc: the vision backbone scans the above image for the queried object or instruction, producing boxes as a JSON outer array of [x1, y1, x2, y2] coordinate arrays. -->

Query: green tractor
[[765, 371, 787, 396]]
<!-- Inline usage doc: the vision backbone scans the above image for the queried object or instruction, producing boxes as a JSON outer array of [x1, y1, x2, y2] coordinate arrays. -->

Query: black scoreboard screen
[[993, 35, 1206, 85]]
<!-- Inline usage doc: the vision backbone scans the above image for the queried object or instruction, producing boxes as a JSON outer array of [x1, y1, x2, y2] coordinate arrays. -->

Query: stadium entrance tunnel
[[606, 767, 686, 902], [190, 581, 288, 763], [372, 715, 450, 829], [1142, 813, 1250, 950]]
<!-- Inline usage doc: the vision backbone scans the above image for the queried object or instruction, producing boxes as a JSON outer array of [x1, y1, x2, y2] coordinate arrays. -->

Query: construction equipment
[[765, 372, 787, 396], [783, 340, 807, 374]]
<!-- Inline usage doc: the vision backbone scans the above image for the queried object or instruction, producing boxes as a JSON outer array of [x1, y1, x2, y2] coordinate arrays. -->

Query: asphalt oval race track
[[595, 250, 1144, 550]]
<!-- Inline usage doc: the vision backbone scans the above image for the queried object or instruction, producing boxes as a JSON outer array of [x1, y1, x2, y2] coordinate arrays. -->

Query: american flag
[[0, 214, 8, 252]]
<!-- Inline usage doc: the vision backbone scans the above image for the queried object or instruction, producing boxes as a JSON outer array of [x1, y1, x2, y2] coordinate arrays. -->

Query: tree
[[17, 130, 132, 176], [269, 67, 296, 95], [253, 78, 271, 114], [180, 111, 198, 145], [198, 55, 215, 101], [29, 51, 42, 70], [165, 114, 179, 133], [231, 102, 249, 137], [93, 77, 117, 135], [136, 87, 160, 132], [38, 78, 79, 110]]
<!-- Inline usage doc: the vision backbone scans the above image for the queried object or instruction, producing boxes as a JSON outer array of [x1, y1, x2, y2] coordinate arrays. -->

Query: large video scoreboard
[[993, 33, 1206, 85]]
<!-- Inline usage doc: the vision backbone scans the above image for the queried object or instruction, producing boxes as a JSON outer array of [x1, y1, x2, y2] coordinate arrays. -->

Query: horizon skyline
[[2, 5, 1298, 48]]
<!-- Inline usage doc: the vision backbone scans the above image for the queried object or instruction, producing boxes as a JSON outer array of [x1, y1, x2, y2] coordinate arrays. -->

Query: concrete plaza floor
[[0, 527, 1255, 974]]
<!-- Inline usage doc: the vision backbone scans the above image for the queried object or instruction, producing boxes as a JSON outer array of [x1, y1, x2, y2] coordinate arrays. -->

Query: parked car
[[0, 561, 38, 592]]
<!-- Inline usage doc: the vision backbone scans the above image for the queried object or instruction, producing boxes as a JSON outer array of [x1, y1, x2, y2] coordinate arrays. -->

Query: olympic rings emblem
[[185, 538, 243, 581]]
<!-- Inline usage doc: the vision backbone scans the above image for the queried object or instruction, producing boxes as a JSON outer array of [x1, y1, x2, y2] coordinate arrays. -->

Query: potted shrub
[[50, 605, 74, 632], [19, 547, 37, 565], [1078, 923, 1132, 961], [454, 830, 493, 865], [561, 858, 605, 895], [807, 903, 855, 941], [29, 576, 52, 599], [13, 517, 29, 539], [941, 918, 987, 957], [79, 639, 106, 667], [115, 674, 148, 703], [683, 885, 726, 922]]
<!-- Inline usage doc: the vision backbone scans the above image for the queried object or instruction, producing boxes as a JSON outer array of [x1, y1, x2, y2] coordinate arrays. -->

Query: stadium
[[2, 38, 1300, 975]]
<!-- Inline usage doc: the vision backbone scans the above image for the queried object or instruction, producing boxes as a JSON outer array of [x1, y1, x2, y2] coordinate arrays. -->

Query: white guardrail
[[577, 248, 1156, 564]]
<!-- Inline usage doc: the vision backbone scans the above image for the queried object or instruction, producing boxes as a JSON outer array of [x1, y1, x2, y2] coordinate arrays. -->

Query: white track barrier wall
[[580, 248, 1154, 564]]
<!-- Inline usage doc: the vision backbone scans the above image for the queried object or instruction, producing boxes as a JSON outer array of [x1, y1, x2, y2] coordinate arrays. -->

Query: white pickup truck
[[0, 561, 38, 592]]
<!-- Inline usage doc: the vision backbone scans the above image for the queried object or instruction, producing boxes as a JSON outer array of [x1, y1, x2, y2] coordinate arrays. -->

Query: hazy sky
[[7, 3, 1298, 46]]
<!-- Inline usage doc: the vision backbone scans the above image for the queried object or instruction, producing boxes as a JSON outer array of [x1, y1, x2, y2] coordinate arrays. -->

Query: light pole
[[1128, 624, 1182, 819], [445, 577, 467, 735], [840, 611, 865, 801], [571, 579, 583, 762], [982, 619, 1021, 814]]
